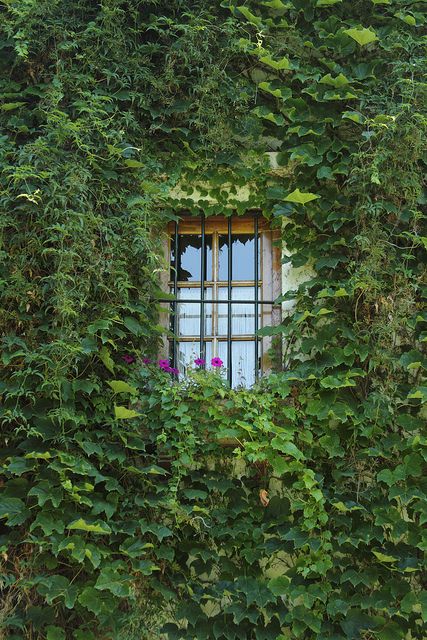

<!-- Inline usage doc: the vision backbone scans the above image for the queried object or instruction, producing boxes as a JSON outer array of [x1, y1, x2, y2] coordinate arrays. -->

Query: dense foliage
[[0, 1, 426, 639]]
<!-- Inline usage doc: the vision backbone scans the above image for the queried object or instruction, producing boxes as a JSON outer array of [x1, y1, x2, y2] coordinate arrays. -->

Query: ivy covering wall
[[0, 1, 426, 639]]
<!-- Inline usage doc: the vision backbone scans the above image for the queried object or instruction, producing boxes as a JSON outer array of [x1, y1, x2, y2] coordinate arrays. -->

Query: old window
[[163, 214, 281, 388]]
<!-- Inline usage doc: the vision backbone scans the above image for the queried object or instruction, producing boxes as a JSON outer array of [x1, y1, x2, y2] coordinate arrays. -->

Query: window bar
[[172, 220, 179, 369], [199, 217, 206, 364], [227, 217, 232, 386], [254, 214, 259, 381]]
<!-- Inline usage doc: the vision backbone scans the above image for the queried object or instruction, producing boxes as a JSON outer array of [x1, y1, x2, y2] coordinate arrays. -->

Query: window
[[162, 214, 281, 388]]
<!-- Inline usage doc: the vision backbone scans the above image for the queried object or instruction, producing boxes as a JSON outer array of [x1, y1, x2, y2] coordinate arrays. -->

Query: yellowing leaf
[[108, 380, 138, 395], [114, 405, 141, 419], [99, 346, 114, 373], [124, 159, 144, 168], [284, 188, 320, 204], [24, 451, 52, 459], [237, 6, 262, 26], [1, 102, 26, 111], [319, 73, 350, 87], [342, 111, 365, 124], [344, 27, 378, 46], [373, 551, 398, 563], [259, 55, 290, 70], [67, 518, 111, 534]]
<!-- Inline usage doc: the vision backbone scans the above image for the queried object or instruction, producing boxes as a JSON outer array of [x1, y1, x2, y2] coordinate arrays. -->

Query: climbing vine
[[0, 1, 425, 639]]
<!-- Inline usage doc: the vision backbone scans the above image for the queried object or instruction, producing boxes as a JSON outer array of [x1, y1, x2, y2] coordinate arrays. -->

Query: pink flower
[[158, 359, 170, 369], [194, 358, 206, 366], [211, 357, 223, 367], [122, 354, 136, 364]]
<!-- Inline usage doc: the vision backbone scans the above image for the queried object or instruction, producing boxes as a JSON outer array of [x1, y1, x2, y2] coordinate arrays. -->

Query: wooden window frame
[[159, 214, 282, 385]]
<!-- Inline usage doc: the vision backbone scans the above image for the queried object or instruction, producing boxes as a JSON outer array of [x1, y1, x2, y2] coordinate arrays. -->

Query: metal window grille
[[169, 214, 275, 387]]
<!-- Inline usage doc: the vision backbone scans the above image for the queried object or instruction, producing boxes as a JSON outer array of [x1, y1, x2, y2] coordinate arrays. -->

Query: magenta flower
[[169, 367, 179, 376], [142, 357, 151, 364], [158, 359, 170, 369], [194, 358, 206, 366], [211, 357, 223, 367], [122, 354, 136, 364]]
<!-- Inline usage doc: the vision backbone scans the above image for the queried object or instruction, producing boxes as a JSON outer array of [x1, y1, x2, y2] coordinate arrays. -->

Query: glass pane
[[232, 341, 256, 388], [177, 341, 213, 374], [233, 234, 254, 281], [217, 287, 260, 335], [218, 234, 229, 281], [215, 341, 256, 388], [215, 342, 228, 382], [218, 233, 261, 281], [170, 233, 212, 282], [176, 288, 212, 336]]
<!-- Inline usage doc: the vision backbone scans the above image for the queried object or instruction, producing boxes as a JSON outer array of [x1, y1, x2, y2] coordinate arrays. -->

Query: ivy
[[0, 0, 426, 639]]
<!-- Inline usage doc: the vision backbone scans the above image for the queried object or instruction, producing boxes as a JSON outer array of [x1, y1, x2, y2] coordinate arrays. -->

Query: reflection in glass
[[170, 234, 212, 282], [218, 234, 260, 281]]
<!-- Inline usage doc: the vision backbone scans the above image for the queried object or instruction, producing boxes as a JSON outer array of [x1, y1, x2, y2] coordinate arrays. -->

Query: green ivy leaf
[[344, 27, 378, 46], [78, 587, 105, 615], [95, 565, 132, 597], [99, 346, 115, 373], [236, 5, 262, 26], [0, 496, 29, 526], [268, 575, 291, 596], [284, 189, 320, 204], [123, 316, 145, 335], [46, 627, 66, 640], [1, 102, 26, 111]]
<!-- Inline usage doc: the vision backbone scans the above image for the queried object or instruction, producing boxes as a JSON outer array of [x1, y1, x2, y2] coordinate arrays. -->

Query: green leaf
[[237, 5, 262, 26], [319, 73, 350, 88], [252, 106, 286, 126], [108, 380, 138, 395], [30, 512, 65, 535], [344, 27, 378, 46], [259, 55, 290, 70], [46, 627, 66, 640], [341, 609, 374, 638], [0, 496, 29, 526], [67, 518, 112, 534], [99, 346, 115, 373], [95, 565, 132, 597], [37, 575, 78, 609], [258, 82, 292, 100], [123, 316, 145, 335], [78, 587, 104, 615], [268, 575, 290, 596], [284, 188, 320, 204], [407, 386, 427, 401], [124, 159, 144, 168], [114, 405, 141, 419], [342, 111, 365, 124], [378, 622, 405, 640], [1, 102, 26, 111], [271, 438, 305, 460]]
